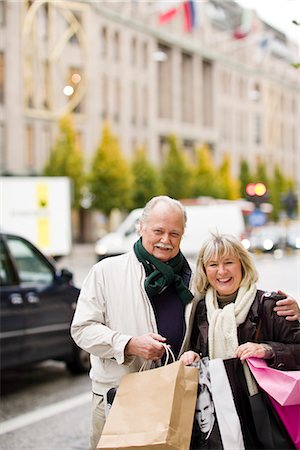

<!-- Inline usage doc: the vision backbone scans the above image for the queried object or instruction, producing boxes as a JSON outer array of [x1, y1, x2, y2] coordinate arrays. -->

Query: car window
[[0, 240, 15, 286], [6, 237, 54, 284]]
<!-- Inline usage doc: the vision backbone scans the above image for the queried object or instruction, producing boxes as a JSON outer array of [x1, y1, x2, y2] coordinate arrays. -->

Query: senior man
[[71, 196, 299, 450]]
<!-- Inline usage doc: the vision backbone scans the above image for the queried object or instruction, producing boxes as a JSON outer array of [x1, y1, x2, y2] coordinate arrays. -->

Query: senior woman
[[181, 233, 300, 370]]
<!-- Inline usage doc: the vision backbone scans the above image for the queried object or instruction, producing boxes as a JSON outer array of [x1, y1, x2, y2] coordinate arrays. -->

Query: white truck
[[0, 176, 72, 257], [95, 203, 246, 261]]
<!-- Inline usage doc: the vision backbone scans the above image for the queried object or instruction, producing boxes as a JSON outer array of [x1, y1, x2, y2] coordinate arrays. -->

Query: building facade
[[1, 0, 299, 191]]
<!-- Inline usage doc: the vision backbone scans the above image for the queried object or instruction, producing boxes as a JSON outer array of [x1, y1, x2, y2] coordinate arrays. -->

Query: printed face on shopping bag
[[195, 385, 215, 436], [205, 254, 242, 296]]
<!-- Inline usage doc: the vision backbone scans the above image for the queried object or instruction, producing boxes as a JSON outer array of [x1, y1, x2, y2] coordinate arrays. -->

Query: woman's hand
[[235, 342, 272, 362], [180, 351, 201, 365]]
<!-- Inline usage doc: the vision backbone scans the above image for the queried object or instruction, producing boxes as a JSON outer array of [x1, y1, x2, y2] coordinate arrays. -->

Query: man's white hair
[[139, 196, 187, 231]]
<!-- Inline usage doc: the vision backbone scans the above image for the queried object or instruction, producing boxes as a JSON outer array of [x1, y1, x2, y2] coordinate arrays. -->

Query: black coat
[[190, 289, 300, 370]]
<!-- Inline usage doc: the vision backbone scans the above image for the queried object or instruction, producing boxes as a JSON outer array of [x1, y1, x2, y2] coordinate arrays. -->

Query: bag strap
[[139, 343, 176, 372], [254, 290, 266, 342]]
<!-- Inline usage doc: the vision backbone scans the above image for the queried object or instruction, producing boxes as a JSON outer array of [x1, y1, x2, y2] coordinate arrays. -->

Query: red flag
[[158, 6, 180, 24]]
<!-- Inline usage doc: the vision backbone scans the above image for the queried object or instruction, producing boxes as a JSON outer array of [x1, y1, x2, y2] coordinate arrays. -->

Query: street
[[0, 245, 299, 450]]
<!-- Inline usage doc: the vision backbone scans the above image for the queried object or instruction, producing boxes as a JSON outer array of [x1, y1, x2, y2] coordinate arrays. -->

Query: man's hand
[[125, 333, 166, 360], [180, 351, 200, 366], [273, 290, 300, 321]]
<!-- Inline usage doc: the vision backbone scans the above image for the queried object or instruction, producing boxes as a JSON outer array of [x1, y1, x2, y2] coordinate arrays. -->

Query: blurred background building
[[1, 0, 299, 192]]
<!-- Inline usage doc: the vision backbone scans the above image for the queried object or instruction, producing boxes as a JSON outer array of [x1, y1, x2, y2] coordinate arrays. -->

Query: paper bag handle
[[140, 343, 176, 371]]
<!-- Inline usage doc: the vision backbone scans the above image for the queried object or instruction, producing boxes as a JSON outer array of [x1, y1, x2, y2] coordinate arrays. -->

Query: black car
[[0, 231, 89, 374]]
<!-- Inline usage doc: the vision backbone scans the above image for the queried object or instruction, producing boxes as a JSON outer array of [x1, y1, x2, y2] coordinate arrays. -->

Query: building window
[[159, 135, 169, 162], [202, 60, 213, 127], [0, 123, 6, 173], [42, 126, 51, 165], [222, 71, 231, 95], [0, 0, 6, 27], [113, 31, 120, 61], [42, 60, 50, 109], [292, 125, 296, 151], [157, 44, 172, 119], [142, 85, 148, 126], [114, 79, 121, 122], [142, 42, 148, 68], [181, 52, 193, 123], [101, 75, 108, 119], [131, 82, 137, 125], [101, 27, 108, 58], [0, 52, 3, 104], [25, 125, 35, 170], [292, 98, 297, 115], [254, 115, 262, 145], [131, 37, 137, 65], [249, 82, 261, 102], [238, 77, 246, 99]]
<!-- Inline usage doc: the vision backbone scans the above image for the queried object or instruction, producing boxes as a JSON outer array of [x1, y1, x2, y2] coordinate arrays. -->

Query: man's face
[[196, 388, 214, 434], [140, 203, 184, 262]]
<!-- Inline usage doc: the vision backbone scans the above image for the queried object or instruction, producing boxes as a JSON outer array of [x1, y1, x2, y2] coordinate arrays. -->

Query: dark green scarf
[[134, 238, 193, 306]]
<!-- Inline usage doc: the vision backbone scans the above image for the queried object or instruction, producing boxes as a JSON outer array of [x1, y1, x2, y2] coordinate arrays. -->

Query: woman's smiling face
[[205, 253, 243, 296]]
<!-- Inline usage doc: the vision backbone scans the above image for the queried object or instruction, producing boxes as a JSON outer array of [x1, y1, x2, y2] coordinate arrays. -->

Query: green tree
[[239, 159, 252, 198], [89, 122, 133, 216], [160, 135, 192, 199], [218, 153, 240, 200], [191, 144, 221, 198], [254, 158, 269, 186], [131, 147, 160, 209], [43, 115, 84, 208], [270, 164, 287, 221]]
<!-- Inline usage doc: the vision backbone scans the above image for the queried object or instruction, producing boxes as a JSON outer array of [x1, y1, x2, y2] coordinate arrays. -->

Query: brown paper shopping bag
[[98, 360, 198, 450]]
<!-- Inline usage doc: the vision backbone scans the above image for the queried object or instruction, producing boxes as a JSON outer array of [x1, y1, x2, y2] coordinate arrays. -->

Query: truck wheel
[[66, 346, 90, 375]]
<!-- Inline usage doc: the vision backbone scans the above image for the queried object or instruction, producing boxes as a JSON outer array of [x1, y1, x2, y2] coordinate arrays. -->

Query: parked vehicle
[[0, 231, 89, 374], [95, 203, 246, 261], [285, 221, 300, 250], [242, 225, 286, 253], [0, 176, 72, 258]]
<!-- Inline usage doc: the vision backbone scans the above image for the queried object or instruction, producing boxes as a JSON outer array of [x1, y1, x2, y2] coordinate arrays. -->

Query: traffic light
[[246, 182, 268, 205]]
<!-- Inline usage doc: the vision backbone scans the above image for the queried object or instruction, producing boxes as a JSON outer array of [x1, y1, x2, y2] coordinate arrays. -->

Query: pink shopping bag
[[247, 358, 300, 449], [270, 399, 300, 449], [247, 357, 300, 406]]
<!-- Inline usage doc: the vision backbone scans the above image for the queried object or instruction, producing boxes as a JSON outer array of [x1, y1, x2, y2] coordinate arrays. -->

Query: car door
[[5, 235, 77, 366], [0, 237, 25, 369]]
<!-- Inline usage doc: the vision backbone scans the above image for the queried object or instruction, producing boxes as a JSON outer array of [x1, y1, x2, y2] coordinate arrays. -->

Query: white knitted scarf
[[206, 284, 257, 359]]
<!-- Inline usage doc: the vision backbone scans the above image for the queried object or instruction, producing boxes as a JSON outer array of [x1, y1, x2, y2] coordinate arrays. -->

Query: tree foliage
[[88, 122, 133, 216], [191, 144, 221, 198], [239, 159, 252, 198], [43, 115, 84, 208], [270, 164, 287, 221], [160, 135, 192, 199], [254, 158, 269, 186], [131, 147, 160, 209], [217, 153, 240, 200]]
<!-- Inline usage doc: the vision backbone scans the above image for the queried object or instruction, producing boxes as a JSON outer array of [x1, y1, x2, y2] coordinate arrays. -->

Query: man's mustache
[[155, 243, 173, 250]]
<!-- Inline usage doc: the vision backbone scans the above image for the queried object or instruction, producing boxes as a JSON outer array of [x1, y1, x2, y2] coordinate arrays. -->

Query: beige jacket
[[71, 250, 196, 395]]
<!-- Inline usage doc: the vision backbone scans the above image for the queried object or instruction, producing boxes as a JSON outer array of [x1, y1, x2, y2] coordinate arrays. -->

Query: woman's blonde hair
[[194, 232, 258, 294]]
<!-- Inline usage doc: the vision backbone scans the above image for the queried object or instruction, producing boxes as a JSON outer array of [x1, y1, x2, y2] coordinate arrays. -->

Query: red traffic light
[[246, 182, 267, 197]]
